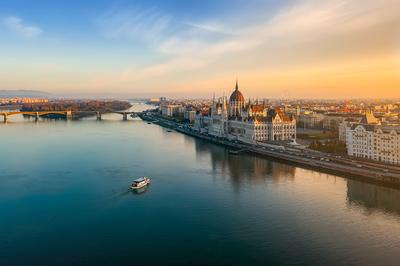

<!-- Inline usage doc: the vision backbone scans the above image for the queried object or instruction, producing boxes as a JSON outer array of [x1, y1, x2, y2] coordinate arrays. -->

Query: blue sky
[[0, 0, 399, 98]]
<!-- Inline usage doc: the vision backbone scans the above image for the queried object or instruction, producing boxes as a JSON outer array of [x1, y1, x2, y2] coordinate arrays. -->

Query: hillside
[[0, 90, 51, 98]]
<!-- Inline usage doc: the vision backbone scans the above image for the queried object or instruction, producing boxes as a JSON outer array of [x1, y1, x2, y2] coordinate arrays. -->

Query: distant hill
[[0, 90, 51, 98]]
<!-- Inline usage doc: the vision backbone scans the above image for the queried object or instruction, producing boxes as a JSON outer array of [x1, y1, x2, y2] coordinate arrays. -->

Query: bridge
[[0, 110, 139, 122]]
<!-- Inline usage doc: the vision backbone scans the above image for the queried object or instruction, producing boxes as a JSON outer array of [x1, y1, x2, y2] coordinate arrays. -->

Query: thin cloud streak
[[182, 21, 230, 35], [96, 7, 173, 43], [3, 16, 42, 38]]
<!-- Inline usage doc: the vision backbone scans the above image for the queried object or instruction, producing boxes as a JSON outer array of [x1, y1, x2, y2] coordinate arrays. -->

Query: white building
[[345, 112, 400, 165], [194, 81, 296, 144], [339, 118, 361, 142], [161, 104, 183, 117], [184, 110, 196, 123]]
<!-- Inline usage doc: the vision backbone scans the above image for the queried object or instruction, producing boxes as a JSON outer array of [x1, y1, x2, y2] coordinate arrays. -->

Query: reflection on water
[[192, 135, 400, 216], [347, 179, 400, 216], [192, 138, 295, 188], [132, 186, 149, 195]]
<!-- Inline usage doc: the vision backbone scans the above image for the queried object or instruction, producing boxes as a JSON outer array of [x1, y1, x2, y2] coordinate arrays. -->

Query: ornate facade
[[345, 113, 400, 165], [194, 81, 296, 143]]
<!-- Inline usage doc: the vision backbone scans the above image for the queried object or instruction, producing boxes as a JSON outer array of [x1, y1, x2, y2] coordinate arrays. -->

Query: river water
[[1, 104, 400, 265]]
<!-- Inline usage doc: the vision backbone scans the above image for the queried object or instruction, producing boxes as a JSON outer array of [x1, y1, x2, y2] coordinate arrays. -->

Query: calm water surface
[[1, 104, 400, 265]]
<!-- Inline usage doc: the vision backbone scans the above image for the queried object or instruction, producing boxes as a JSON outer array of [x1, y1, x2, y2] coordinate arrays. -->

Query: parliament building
[[194, 81, 296, 144]]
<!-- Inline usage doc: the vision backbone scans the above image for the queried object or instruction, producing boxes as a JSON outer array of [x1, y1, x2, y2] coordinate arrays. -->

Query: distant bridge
[[0, 110, 139, 122]]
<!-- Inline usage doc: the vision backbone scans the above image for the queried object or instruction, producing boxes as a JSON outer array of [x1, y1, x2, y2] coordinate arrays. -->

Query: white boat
[[131, 177, 151, 189]]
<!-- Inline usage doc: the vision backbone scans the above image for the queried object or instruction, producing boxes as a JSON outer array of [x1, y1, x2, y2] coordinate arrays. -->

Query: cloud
[[182, 21, 230, 35], [115, 0, 400, 83], [96, 7, 172, 43], [3, 16, 42, 38]]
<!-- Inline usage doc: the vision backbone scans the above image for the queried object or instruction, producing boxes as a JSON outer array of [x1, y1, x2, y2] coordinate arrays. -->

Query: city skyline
[[1, 0, 399, 98]]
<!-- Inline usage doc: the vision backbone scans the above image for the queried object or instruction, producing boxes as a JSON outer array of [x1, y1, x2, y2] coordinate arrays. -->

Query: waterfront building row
[[0, 97, 48, 105]]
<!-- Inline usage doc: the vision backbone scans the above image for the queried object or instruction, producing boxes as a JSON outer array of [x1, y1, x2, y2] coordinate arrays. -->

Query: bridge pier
[[2, 114, 7, 123], [96, 112, 102, 121], [123, 113, 128, 121], [34, 112, 39, 122]]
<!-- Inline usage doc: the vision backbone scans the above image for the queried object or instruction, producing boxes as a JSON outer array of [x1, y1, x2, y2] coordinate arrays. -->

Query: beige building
[[161, 104, 183, 117], [345, 112, 400, 165], [184, 110, 196, 123], [0, 97, 48, 105], [298, 111, 324, 129]]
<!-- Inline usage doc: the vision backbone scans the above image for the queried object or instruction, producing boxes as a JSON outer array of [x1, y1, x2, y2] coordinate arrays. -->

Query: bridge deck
[[0, 111, 138, 116], [1, 110, 140, 122]]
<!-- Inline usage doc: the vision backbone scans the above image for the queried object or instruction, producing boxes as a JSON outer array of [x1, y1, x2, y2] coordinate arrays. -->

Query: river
[[1, 103, 400, 265]]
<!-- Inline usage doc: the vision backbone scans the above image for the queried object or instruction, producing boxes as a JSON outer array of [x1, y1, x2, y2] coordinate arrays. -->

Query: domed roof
[[229, 80, 245, 102]]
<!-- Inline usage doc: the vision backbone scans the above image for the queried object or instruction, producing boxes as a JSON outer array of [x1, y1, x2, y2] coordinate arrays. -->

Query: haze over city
[[1, 0, 399, 98]]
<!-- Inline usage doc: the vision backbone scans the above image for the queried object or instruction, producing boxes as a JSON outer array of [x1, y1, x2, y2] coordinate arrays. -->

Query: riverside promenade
[[139, 112, 400, 187]]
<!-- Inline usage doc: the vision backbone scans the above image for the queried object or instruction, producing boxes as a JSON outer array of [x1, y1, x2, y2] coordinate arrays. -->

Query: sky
[[0, 0, 399, 99]]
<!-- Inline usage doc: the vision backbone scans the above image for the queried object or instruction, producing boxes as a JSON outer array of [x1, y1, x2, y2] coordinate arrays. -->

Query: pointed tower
[[222, 95, 228, 118], [211, 92, 216, 115]]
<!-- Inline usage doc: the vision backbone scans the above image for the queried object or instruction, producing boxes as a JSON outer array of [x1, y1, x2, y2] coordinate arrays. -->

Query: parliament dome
[[229, 80, 245, 102]]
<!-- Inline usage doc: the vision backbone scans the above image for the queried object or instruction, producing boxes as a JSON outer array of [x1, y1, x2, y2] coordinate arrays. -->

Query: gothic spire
[[235, 78, 239, 91]]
